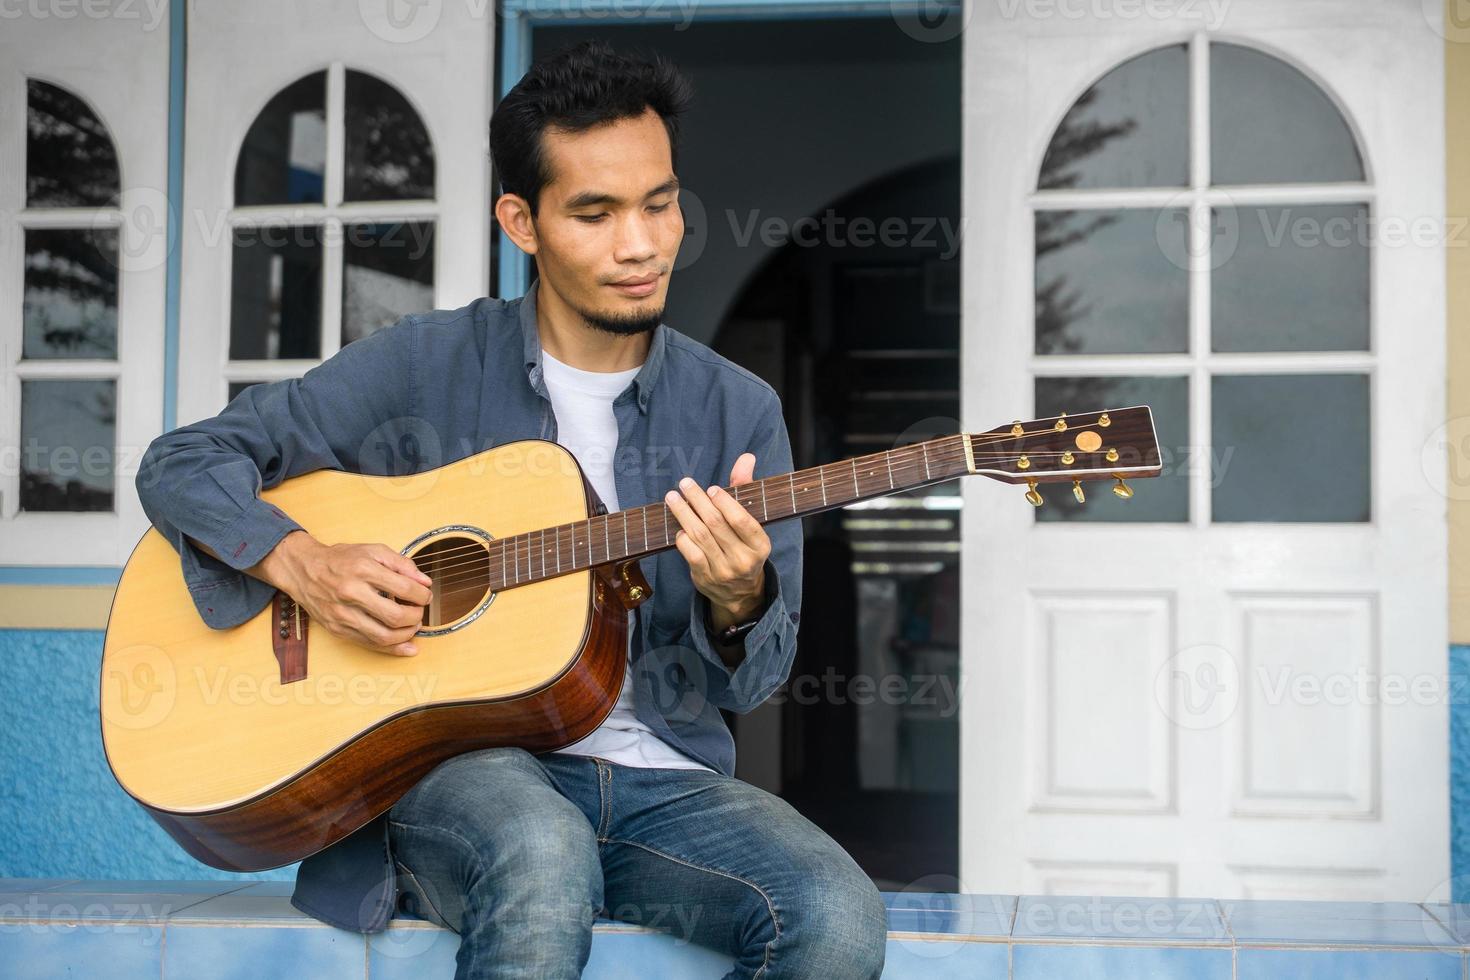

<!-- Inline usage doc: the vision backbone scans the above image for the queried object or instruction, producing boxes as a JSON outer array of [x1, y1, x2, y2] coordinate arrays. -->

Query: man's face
[[529, 108, 684, 336]]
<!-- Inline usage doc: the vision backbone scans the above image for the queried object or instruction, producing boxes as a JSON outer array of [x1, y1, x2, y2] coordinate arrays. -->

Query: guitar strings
[[394, 426, 1120, 581], [405, 438, 982, 584], [375, 420, 1126, 582], [412, 441, 1132, 595], [404, 436, 1129, 588]]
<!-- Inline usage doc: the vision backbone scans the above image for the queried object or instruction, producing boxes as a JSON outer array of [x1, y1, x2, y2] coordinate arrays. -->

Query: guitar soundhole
[[411, 534, 492, 630]]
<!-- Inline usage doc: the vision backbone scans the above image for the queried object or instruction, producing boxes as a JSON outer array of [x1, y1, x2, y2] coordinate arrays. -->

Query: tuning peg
[[1111, 475, 1134, 499], [1072, 480, 1085, 503], [1025, 478, 1043, 507]]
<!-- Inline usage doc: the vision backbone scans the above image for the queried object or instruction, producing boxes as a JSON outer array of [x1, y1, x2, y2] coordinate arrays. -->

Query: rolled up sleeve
[[677, 393, 803, 713], [135, 318, 418, 629]]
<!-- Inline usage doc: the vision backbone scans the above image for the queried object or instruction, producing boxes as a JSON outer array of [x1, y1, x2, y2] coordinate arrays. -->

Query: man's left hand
[[664, 452, 770, 635]]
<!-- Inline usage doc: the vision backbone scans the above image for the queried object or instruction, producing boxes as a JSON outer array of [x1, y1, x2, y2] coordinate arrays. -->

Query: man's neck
[[535, 279, 653, 373]]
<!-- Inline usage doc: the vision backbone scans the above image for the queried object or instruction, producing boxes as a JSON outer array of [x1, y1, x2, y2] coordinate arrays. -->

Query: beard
[[577, 299, 663, 337]]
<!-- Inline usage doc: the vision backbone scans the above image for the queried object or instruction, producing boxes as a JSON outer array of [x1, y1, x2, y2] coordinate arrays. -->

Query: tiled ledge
[[3, 880, 1469, 979]]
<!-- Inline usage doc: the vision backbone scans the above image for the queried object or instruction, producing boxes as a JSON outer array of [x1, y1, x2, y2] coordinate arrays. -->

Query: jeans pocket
[[394, 858, 458, 934]]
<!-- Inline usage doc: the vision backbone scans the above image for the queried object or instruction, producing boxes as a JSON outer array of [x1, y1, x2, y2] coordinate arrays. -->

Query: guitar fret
[[500, 539, 506, 590], [884, 452, 894, 490], [820, 466, 827, 507], [922, 441, 931, 480], [603, 516, 610, 564], [787, 473, 796, 515], [554, 527, 561, 575], [760, 481, 768, 521]]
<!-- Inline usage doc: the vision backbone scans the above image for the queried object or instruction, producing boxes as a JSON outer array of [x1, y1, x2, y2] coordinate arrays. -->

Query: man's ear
[[494, 192, 540, 256]]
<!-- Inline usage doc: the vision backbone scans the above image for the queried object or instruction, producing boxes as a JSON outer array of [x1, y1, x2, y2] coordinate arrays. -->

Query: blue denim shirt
[[134, 278, 803, 933]]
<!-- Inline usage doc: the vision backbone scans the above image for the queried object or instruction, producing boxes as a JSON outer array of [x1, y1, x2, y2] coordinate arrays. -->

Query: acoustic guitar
[[100, 407, 1160, 871]]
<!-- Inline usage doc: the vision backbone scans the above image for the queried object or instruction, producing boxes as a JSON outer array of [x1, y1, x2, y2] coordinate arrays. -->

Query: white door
[[176, 1, 495, 424], [962, 7, 1448, 901]]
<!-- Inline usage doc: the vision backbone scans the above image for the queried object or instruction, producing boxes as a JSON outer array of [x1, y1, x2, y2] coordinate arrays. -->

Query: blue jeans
[[386, 747, 888, 979]]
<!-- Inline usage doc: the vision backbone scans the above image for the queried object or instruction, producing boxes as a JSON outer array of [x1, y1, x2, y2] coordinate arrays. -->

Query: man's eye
[[575, 213, 606, 223], [648, 202, 672, 213]]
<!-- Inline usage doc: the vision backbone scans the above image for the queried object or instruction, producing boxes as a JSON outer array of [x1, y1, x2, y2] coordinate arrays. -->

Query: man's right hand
[[252, 530, 433, 657]]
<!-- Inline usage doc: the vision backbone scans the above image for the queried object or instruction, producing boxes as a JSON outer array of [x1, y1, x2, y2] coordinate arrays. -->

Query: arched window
[[1032, 41, 1370, 524], [17, 79, 122, 512], [227, 66, 437, 399]]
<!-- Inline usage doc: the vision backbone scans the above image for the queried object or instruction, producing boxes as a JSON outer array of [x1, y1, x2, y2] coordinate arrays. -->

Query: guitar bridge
[[271, 591, 309, 684]]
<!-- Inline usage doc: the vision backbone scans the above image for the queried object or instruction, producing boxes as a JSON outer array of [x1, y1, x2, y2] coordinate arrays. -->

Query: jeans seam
[[386, 816, 488, 921], [602, 836, 780, 978], [393, 858, 456, 934], [597, 762, 613, 839]]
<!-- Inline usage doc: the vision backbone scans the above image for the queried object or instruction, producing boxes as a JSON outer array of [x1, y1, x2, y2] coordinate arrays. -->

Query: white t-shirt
[[540, 347, 714, 772]]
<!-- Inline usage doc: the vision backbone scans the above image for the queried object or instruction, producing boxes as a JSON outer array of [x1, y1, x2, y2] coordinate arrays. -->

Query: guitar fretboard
[[480, 433, 972, 591]]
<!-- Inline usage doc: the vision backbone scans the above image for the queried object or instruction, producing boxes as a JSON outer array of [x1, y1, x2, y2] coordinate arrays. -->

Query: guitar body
[[100, 440, 637, 872]]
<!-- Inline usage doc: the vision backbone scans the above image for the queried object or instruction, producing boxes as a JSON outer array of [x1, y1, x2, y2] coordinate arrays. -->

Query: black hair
[[489, 39, 694, 216]]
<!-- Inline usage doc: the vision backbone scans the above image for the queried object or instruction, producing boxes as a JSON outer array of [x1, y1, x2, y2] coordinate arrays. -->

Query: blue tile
[[0, 878, 76, 892], [882, 891, 1017, 917], [886, 907, 1012, 938], [882, 937, 1010, 978], [1013, 944, 1232, 979], [165, 886, 314, 924], [163, 924, 365, 979], [1222, 900, 1436, 922], [1227, 905, 1456, 948], [1424, 903, 1470, 944], [0, 890, 215, 923], [582, 929, 735, 978], [1013, 896, 1229, 943], [0, 921, 163, 979], [1236, 948, 1463, 980], [45, 879, 246, 896], [368, 923, 462, 978]]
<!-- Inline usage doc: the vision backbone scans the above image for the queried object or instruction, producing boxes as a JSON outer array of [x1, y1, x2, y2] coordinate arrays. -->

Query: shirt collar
[[519, 275, 667, 414]]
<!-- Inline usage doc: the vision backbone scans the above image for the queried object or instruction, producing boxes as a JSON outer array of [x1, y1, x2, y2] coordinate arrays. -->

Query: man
[[136, 39, 887, 980]]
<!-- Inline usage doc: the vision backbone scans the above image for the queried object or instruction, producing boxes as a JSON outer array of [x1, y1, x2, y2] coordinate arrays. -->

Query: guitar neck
[[485, 434, 974, 591]]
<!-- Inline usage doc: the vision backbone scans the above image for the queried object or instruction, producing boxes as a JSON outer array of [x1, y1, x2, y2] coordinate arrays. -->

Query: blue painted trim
[[0, 567, 121, 586], [162, 0, 186, 431], [496, 10, 532, 300]]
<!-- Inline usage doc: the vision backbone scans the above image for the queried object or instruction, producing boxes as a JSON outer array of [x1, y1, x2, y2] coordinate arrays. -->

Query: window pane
[[235, 72, 327, 206], [20, 379, 115, 512], [230, 224, 323, 359], [228, 381, 265, 402], [1211, 43, 1364, 185], [1038, 44, 1188, 190], [1035, 209, 1189, 354], [342, 222, 435, 344], [26, 79, 120, 208], [23, 227, 119, 359], [1034, 376, 1189, 522], [1212, 203, 1369, 352], [344, 70, 436, 202], [1212, 374, 1369, 522]]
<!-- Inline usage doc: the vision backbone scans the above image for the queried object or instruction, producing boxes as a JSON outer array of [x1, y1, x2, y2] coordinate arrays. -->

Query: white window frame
[[1028, 34, 1377, 528], [0, 17, 170, 567], [177, 3, 494, 426]]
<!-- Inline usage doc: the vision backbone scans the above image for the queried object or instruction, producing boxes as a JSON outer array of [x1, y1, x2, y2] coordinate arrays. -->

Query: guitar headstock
[[965, 406, 1161, 506]]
